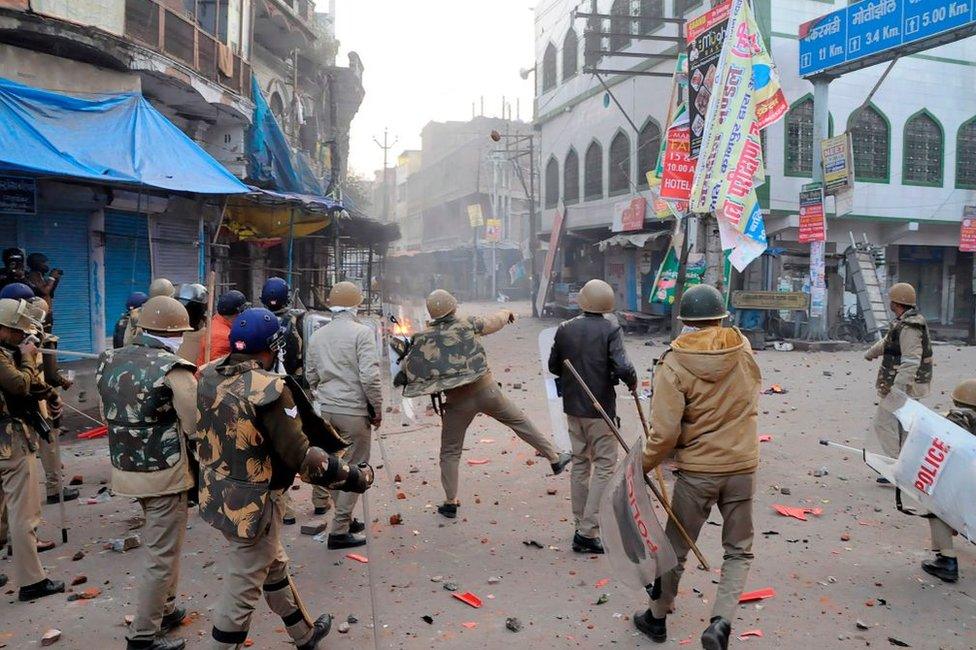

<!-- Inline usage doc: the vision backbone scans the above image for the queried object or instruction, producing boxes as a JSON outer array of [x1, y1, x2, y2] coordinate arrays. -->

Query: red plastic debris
[[461, 622, 478, 629], [77, 425, 108, 440], [452, 592, 483, 608], [595, 578, 610, 588], [467, 459, 490, 466], [346, 553, 368, 564], [738, 629, 764, 640], [758, 435, 772, 443], [772, 504, 823, 521], [739, 588, 776, 603]]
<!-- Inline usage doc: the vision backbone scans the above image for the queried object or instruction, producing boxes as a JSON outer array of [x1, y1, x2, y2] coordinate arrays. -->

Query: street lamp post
[[490, 129, 539, 317]]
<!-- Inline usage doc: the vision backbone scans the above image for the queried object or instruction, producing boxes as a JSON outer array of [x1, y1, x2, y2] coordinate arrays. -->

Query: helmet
[[216, 290, 249, 316], [176, 283, 208, 306], [951, 379, 976, 408], [889, 282, 916, 307], [229, 307, 285, 354], [260, 277, 290, 311], [149, 278, 176, 298], [126, 291, 149, 310], [2, 248, 24, 268], [426, 289, 458, 320], [26, 297, 48, 323], [678, 284, 729, 322], [0, 282, 35, 301], [328, 281, 363, 308], [577, 279, 615, 314], [138, 296, 193, 333], [0, 298, 40, 334], [26, 252, 49, 273]]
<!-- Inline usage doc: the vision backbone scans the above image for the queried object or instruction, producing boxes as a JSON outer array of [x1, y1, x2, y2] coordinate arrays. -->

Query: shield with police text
[[599, 437, 677, 589]]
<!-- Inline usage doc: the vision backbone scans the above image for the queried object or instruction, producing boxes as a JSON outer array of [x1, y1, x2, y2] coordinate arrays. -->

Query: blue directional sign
[[799, 0, 976, 77]]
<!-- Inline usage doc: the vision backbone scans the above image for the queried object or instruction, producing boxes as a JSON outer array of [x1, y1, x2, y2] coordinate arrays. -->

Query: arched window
[[562, 28, 578, 81], [610, 0, 631, 51], [564, 149, 580, 205], [542, 43, 557, 93], [957, 117, 976, 189], [269, 91, 285, 125], [584, 141, 603, 201], [903, 110, 944, 186], [545, 156, 560, 208], [609, 131, 631, 195], [849, 104, 889, 183], [639, 0, 664, 34], [637, 119, 661, 189], [785, 96, 814, 176]]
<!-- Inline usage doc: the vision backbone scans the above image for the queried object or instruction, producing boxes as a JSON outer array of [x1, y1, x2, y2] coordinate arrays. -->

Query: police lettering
[[914, 438, 950, 494], [625, 462, 659, 553]]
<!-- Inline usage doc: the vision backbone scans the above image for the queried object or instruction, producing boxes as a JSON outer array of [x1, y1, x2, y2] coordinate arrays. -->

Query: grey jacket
[[306, 311, 383, 417]]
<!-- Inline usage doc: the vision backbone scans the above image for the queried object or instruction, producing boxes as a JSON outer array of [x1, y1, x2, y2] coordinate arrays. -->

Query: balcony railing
[[124, 0, 251, 99]]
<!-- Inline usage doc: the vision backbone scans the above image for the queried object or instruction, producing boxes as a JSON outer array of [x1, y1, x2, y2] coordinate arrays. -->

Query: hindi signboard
[[821, 132, 854, 195], [731, 291, 810, 311], [798, 187, 826, 243], [800, 0, 976, 78], [466, 204, 484, 227], [612, 197, 647, 233], [0, 175, 36, 214], [686, 1, 731, 158], [960, 206, 976, 252]]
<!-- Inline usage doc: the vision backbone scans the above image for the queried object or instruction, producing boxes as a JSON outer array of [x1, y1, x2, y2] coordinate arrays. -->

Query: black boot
[[46, 487, 79, 504], [125, 638, 186, 650], [326, 532, 366, 550], [922, 553, 959, 583], [701, 616, 731, 650], [313, 506, 330, 516], [572, 532, 605, 554], [18, 577, 65, 601], [349, 519, 366, 534], [160, 606, 187, 633], [633, 609, 667, 643], [0, 574, 6, 588], [297, 614, 334, 650], [550, 452, 572, 475], [282, 515, 297, 526], [437, 502, 459, 519]]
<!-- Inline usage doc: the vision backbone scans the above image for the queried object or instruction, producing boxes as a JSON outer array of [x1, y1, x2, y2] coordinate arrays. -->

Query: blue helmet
[[126, 291, 149, 310], [260, 277, 289, 311], [217, 290, 250, 316], [0, 282, 35, 300], [229, 307, 285, 354]]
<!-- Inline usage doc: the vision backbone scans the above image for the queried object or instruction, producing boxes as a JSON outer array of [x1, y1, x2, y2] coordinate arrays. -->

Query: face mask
[[146, 334, 183, 352], [679, 324, 700, 335]]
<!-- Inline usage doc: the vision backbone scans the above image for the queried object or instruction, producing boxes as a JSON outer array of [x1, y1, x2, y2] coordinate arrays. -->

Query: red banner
[[960, 206, 976, 252], [660, 123, 694, 201], [798, 187, 825, 243]]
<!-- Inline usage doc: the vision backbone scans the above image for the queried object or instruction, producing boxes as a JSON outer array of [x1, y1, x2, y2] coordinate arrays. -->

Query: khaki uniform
[[177, 327, 207, 364], [0, 344, 49, 588], [567, 416, 618, 538], [927, 406, 976, 559], [643, 327, 762, 621], [96, 335, 198, 643], [123, 306, 141, 346], [866, 309, 933, 457]]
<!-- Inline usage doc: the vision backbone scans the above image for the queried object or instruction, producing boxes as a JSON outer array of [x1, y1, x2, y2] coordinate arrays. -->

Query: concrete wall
[[31, 0, 125, 36], [0, 42, 140, 93]]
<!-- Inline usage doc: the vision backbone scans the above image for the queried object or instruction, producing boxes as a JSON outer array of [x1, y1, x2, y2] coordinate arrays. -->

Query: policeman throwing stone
[[197, 307, 374, 649], [96, 295, 199, 650], [397, 290, 571, 519]]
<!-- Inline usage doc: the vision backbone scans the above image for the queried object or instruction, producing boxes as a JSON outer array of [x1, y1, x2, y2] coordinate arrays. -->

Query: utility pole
[[372, 128, 398, 222], [809, 75, 832, 340]]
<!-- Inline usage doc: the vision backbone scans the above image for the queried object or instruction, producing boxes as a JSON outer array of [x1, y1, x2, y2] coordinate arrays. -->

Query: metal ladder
[[845, 234, 889, 340]]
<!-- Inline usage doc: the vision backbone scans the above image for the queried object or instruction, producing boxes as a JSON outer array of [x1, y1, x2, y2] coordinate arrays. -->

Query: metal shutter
[[150, 215, 202, 285], [104, 210, 151, 336], [20, 211, 93, 355], [0, 215, 18, 248]]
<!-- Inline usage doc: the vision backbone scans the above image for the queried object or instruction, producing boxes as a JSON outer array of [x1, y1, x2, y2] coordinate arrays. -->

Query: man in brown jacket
[[634, 284, 761, 650]]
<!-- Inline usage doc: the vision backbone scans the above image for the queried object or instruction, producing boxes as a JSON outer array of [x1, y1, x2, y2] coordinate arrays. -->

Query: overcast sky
[[334, 1, 538, 177]]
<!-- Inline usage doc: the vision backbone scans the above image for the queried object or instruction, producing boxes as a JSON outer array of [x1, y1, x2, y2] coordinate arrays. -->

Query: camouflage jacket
[[946, 406, 976, 435], [96, 334, 196, 473], [399, 314, 492, 398], [196, 355, 309, 540], [0, 344, 43, 460], [877, 309, 933, 395]]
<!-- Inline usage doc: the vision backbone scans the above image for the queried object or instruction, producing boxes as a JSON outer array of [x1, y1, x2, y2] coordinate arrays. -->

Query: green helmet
[[678, 284, 728, 322]]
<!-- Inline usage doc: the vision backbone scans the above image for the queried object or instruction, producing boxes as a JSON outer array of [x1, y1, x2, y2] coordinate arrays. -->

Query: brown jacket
[[643, 327, 761, 475]]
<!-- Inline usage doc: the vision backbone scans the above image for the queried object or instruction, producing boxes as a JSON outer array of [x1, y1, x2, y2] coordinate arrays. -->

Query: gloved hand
[[47, 396, 63, 421], [333, 462, 374, 494]]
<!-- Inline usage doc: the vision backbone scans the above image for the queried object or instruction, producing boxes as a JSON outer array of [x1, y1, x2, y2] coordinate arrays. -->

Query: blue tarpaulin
[[0, 77, 248, 194]]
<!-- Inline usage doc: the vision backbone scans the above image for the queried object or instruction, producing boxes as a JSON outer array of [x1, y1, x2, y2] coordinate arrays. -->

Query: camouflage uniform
[[196, 353, 324, 649], [96, 333, 198, 645], [399, 311, 560, 502], [927, 406, 976, 559], [0, 343, 49, 588], [866, 309, 933, 457]]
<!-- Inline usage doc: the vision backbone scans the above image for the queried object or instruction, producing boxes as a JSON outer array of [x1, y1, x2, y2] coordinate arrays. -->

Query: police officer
[[115, 292, 149, 349], [634, 285, 762, 650], [0, 247, 27, 290], [97, 296, 198, 650], [548, 279, 636, 554], [175, 283, 209, 363], [196, 307, 374, 649], [0, 298, 65, 601], [865, 282, 932, 470], [197, 290, 249, 366], [918, 378, 976, 583], [125, 278, 177, 346], [306, 282, 383, 548], [398, 290, 571, 519]]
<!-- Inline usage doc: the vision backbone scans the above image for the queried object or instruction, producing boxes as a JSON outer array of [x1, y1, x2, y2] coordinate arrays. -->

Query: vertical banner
[[536, 209, 566, 317], [660, 110, 694, 204], [809, 240, 827, 318], [484, 218, 502, 243], [686, 1, 732, 158], [798, 187, 826, 243], [821, 132, 854, 195], [466, 204, 484, 227], [960, 206, 976, 253]]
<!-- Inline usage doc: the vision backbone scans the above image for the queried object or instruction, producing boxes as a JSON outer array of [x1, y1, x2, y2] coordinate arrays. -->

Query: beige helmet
[[888, 282, 916, 307], [138, 296, 192, 333], [578, 279, 615, 314], [426, 289, 458, 320], [951, 379, 976, 408], [26, 297, 48, 325], [149, 278, 176, 298], [328, 281, 363, 308], [0, 298, 40, 334]]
